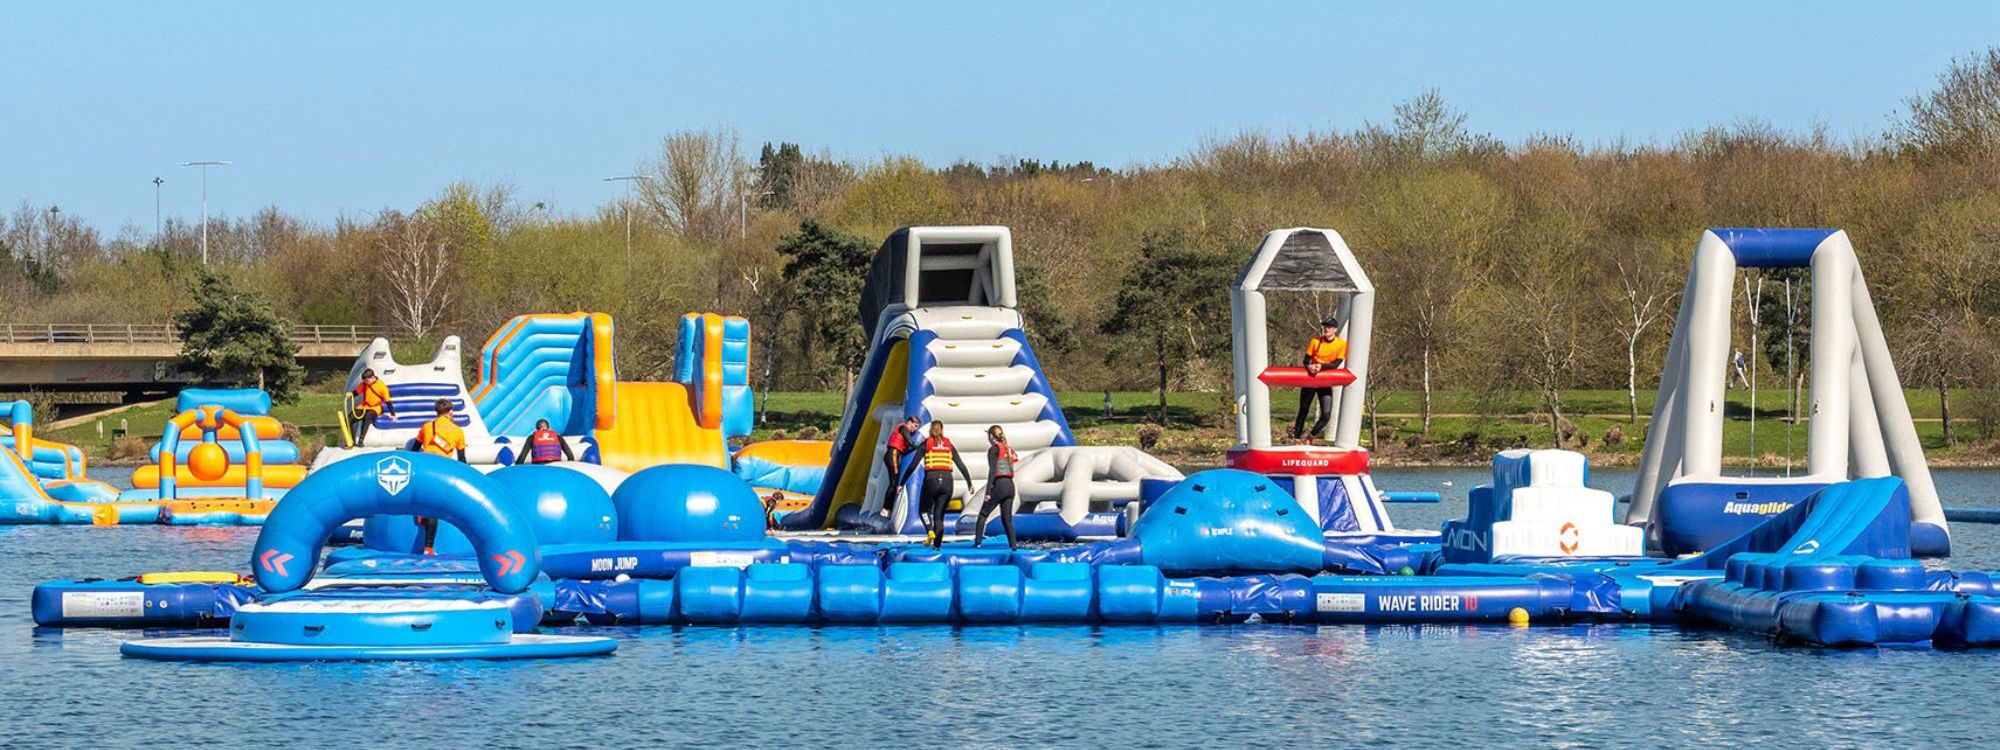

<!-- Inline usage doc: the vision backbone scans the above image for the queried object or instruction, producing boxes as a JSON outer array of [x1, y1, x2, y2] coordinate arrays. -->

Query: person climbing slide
[[1291, 315, 1346, 444], [898, 420, 973, 548], [881, 415, 921, 519], [347, 368, 395, 446]]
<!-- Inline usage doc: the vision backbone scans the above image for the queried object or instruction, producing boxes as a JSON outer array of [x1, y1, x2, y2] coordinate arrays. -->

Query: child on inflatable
[[413, 398, 467, 554]]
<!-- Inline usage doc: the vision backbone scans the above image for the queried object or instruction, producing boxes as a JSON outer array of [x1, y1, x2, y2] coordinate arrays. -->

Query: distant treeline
[[5, 51, 2000, 444]]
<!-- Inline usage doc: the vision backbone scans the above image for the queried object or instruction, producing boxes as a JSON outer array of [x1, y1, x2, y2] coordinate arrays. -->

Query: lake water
[[3, 467, 1998, 748]]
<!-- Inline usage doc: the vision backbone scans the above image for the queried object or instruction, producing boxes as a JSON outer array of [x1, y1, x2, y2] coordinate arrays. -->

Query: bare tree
[[637, 128, 749, 242], [1607, 239, 1683, 421], [376, 211, 454, 337]]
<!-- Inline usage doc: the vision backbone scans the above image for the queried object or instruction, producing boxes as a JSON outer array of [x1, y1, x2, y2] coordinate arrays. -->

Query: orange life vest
[[417, 415, 465, 457], [353, 380, 391, 413], [1306, 335, 1347, 366]]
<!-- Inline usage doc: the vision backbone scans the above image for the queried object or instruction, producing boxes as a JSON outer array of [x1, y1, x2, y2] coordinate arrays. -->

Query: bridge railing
[[0, 323, 399, 345]]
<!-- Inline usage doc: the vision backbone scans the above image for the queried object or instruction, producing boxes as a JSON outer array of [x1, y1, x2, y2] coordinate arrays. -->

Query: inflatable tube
[[175, 416, 285, 441], [251, 453, 540, 594], [121, 633, 614, 662], [131, 464, 307, 490], [150, 439, 302, 465], [33, 579, 257, 627]]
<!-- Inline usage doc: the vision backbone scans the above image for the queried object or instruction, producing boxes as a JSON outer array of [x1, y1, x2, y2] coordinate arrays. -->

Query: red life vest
[[991, 444, 1018, 478], [528, 429, 565, 462]]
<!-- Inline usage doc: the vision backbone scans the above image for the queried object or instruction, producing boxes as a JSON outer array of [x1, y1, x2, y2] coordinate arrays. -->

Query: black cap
[[1321, 315, 1340, 328]]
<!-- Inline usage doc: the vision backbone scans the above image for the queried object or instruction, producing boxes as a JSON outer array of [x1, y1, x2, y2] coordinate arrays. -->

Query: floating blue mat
[[120, 634, 616, 662]]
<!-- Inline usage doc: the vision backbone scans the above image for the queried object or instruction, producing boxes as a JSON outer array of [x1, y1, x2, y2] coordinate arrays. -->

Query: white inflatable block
[[1491, 521, 1645, 558], [1507, 486, 1618, 524]]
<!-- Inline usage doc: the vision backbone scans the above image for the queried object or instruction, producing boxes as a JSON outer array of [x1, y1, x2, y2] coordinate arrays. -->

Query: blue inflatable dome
[[1132, 469, 1324, 573], [488, 464, 617, 546], [612, 464, 766, 543]]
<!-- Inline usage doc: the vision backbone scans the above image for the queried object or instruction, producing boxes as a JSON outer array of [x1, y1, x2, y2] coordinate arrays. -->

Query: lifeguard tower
[[1227, 228, 1407, 536]]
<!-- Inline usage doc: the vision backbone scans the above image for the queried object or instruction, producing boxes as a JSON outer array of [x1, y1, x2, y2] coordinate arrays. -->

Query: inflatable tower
[[784, 226, 1178, 537], [1625, 228, 1948, 556], [1226, 228, 1412, 537]]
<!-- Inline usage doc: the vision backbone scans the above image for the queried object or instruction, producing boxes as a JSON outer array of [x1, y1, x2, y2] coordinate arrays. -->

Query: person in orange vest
[[348, 369, 396, 446], [1291, 315, 1347, 445], [897, 420, 972, 548], [413, 397, 467, 554], [519, 418, 574, 464], [973, 424, 1020, 550]]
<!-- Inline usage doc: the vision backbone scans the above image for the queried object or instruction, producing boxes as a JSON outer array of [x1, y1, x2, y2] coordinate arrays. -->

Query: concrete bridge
[[0, 323, 392, 393]]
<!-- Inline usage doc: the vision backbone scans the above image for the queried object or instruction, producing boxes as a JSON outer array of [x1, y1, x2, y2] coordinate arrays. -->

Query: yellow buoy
[[1508, 607, 1530, 626]]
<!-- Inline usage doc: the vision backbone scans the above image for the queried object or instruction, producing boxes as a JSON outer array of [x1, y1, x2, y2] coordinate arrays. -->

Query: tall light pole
[[152, 176, 164, 243], [602, 175, 649, 262], [181, 160, 231, 264]]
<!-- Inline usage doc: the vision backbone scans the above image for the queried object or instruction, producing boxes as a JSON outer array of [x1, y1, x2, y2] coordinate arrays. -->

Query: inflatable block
[[176, 415, 286, 441], [816, 565, 884, 623], [1096, 565, 1165, 622], [1020, 563, 1093, 622], [879, 563, 952, 623], [131, 464, 307, 490], [677, 566, 746, 625], [741, 564, 814, 623], [1858, 559, 1926, 591], [1781, 560, 1858, 592], [1803, 598, 1878, 647], [956, 565, 1024, 622]]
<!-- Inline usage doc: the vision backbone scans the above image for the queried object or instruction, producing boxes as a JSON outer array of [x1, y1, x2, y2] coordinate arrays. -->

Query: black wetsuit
[[975, 443, 1019, 549]]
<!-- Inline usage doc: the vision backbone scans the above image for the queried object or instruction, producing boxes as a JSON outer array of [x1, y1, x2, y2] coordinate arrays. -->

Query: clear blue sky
[[5, 1, 1996, 234]]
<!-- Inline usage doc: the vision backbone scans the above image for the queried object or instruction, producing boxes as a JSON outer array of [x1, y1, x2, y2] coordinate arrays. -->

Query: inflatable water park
[[23, 225, 2000, 663]]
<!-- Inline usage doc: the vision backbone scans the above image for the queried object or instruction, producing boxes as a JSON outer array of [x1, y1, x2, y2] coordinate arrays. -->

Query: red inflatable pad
[[1225, 447, 1370, 475], [1257, 367, 1355, 388]]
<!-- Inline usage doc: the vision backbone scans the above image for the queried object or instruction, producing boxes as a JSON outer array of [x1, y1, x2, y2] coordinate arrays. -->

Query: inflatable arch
[[251, 453, 541, 593], [1627, 228, 1948, 557]]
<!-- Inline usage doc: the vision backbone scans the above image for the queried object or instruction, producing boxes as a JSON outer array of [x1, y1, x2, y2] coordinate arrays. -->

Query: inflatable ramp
[[318, 335, 512, 466]]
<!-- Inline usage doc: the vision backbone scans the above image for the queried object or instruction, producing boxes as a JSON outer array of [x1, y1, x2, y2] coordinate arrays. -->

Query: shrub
[[1136, 422, 1164, 451]]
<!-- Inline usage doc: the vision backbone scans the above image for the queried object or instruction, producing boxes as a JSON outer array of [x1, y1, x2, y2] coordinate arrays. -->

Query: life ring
[[1558, 522, 1580, 555]]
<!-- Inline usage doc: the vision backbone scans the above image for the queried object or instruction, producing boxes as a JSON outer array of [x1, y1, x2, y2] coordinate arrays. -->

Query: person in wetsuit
[[881, 415, 922, 519], [973, 424, 1020, 550], [897, 420, 972, 549]]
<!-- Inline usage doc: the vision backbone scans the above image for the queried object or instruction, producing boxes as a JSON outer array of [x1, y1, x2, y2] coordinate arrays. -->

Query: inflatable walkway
[[784, 226, 1179, 537]]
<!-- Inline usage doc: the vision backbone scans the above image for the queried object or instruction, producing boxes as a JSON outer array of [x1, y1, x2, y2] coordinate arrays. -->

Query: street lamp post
[[152, 176, 164, 243], [602, 175, 650, 262], [180, 160, 231, 264]]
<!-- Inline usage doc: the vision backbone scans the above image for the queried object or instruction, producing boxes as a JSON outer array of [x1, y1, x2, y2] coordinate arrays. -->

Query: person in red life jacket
[[412, 398, 467, 554], [348, 369, 396, 446], [973, 424, 1020, 550], [897, 420, 972, 549], [520, 418, 574, 464], [880, 415, 922, 518], [1290, 315, 1347, 445]]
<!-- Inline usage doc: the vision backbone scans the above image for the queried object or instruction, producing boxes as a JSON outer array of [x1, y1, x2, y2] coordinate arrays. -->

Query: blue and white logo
[[376, 456, 412, 496]]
